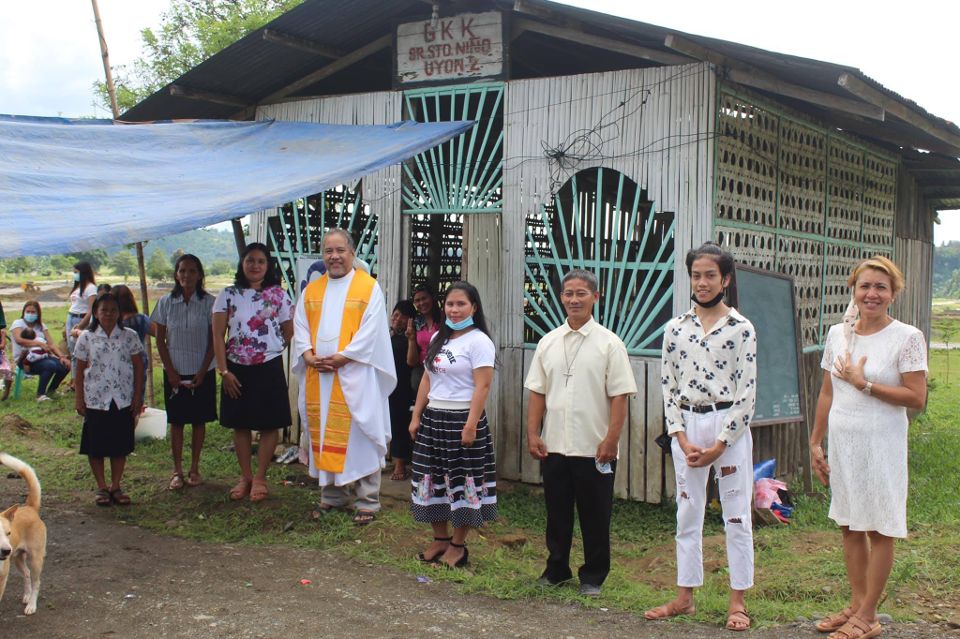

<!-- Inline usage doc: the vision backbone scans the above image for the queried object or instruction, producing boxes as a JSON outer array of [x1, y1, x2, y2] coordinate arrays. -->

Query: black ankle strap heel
[[447, 542, 469, 568], [417, 537, 452, 563]]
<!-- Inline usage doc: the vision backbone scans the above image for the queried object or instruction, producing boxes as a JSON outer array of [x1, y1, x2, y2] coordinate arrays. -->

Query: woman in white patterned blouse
[[74, 292, 144, 506]]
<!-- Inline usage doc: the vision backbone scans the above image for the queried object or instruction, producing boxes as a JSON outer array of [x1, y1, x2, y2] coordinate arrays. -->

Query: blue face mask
[[73, 272, 81, 282], [445, 316, 474, 331], [24, 312, 38, 323]]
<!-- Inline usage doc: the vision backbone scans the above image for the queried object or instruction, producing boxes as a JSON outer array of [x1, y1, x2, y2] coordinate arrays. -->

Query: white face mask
[[73, 272, 81, 282], [24, 312, 39, 323]]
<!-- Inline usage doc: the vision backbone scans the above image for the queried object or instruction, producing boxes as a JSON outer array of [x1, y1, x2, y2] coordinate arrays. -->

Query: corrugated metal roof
[[123, 0, 424, 121], [122, 0, 960, 159]]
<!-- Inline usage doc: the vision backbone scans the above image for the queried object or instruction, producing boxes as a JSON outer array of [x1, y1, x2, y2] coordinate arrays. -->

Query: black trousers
[[541, 453, 616, 586]]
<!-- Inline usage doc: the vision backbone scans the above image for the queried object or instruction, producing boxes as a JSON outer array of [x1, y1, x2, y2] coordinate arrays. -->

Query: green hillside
[[934, 241, 960, 298]]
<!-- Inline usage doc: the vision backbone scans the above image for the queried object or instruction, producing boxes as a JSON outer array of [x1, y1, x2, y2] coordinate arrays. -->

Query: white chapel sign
[[396, 11, 504, 84]]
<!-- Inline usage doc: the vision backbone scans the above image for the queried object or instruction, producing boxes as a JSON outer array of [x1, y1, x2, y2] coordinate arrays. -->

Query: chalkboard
[[728, 265, 804, 426]]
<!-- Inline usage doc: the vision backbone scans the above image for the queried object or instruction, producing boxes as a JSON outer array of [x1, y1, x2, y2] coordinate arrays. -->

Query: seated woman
[[11, 300, 70, 401], [0, 300, 12, 400]]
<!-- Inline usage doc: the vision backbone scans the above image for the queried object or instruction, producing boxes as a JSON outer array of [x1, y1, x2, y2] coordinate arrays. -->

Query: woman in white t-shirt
[[11, 300, 70, 400], [66, 261, 98, 384], [409, 281, 497, 569]]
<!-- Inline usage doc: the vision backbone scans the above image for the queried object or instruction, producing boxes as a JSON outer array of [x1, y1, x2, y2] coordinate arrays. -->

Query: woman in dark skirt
[[74, 292, 144, 506], [152, 254, 217, 490], [409, 281, 497, 569], [212, 243, 293, 503], [389, 299, 416, 480]]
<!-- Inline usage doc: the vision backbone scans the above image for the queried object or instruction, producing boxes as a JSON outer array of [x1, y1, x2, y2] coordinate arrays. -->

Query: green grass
[[2, 339, 959, 626]]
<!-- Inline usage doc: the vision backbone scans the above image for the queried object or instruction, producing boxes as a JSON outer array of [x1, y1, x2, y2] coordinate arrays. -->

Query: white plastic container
[[135, 407, 168, 441]]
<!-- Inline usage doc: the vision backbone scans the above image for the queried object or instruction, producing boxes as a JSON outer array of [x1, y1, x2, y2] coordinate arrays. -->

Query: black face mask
[[691, 291, 725, 308]]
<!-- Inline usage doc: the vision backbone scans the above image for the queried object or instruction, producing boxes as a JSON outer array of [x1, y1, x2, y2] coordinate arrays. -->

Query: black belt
[[68, 312, 84, 317], [680, 401, 733, 414]]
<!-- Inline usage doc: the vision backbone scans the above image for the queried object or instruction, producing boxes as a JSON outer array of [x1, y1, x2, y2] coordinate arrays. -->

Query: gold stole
[[303, 270, 376, 473]]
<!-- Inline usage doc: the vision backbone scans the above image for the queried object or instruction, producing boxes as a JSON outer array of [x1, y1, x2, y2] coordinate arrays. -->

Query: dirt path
[[1, 489, 955, 638]]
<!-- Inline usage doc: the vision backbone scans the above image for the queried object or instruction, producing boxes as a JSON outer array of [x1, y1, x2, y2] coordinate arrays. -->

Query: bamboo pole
[[91, 0, 155, 406]]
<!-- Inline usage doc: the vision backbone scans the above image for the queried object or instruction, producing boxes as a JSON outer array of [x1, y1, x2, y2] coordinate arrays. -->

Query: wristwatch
[[862, 381, 873, 395], [217, 368, 230, 377]]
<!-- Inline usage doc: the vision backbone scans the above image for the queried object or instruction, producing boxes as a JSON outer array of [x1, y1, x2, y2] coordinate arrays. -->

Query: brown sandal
[[817, 607, 855, 633], [185, 472, 203, 487], [828, 616, 882, 639], [249, 479, 269, 502], [109, 488, 132, 506], [726, 608, 751, 631], [229, 478, 252, 501], [644, 600, 696, 620], [168, 473, 185, 491], [352, 509, 376, 525], [94, 488, 112, 506]]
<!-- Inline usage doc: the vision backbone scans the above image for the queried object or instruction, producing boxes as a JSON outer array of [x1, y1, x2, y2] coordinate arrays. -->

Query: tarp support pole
[[232, 218, 246, 255], [92, 0, 155, 406]]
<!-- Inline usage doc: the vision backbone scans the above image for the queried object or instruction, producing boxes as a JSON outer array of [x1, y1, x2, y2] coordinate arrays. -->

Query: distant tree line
[[934, 241, 960, 298], [0, 228, 239, 280]]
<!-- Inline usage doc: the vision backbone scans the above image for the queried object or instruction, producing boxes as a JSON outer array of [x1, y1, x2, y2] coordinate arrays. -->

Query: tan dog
[[0, 453, 47, 615]]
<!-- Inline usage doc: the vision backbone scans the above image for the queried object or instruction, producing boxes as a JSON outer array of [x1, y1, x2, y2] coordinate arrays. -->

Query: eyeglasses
[[561, 290, 594, 300]]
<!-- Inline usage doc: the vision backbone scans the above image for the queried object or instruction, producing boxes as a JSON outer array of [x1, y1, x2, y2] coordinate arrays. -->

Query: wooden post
[[231, 218, 247, 255], [91, 0, 155, 405]]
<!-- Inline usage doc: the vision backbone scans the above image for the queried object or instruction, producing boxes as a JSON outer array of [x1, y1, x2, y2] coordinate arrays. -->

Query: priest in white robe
[[293, 229, 396, 524]]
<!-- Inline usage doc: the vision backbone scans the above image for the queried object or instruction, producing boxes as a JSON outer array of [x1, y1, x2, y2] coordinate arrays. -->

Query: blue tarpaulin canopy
[[0, 115, 473, 257]]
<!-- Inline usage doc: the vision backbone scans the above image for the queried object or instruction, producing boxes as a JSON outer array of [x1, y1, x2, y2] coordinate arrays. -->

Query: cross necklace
[[562, 333, 586, 386]]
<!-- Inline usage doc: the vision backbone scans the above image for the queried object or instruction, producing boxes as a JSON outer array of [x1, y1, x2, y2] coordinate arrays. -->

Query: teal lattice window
[[266, 184, 378, 300], [524, 167, 675, 356], [402, 83, 503, 292]]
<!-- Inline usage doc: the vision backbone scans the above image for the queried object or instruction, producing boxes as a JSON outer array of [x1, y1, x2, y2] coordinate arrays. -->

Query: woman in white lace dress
[[809, 256, 927, 639]]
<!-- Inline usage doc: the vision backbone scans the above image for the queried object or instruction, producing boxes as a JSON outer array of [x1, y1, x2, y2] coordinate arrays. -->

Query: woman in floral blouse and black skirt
[[212, 243, 293, 503]]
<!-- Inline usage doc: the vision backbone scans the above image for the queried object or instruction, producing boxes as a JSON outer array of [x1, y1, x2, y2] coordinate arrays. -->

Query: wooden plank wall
[[497, 348, 669, 502], [894, 168, 935, 340], [498, 63, 716, 502]]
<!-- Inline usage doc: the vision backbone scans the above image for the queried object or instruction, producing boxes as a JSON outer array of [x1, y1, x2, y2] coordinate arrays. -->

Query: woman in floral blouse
[[213, 243, 293, 502]]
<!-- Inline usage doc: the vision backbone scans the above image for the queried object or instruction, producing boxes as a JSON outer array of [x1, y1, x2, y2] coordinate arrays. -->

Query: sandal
[[110, 488, 132, 506], [94, 488, 112, 507], [168, 473, 185, 491], [229, 478, 252, 501], [644, 600, 697, 620], [185, 472, 204, 488], [309, 503, 339, 519], [249, 479, 269, 502], [726, 608, 751, 632], [828, 616, 882, 639], [352, 510, 376, 526], [417, 536, 452, 563], [440, 542, 469, 569], [390, 467, 411, 481], [817, 607, 855, 633]]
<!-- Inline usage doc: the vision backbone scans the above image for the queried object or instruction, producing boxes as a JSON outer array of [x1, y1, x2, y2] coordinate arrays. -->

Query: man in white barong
[[293, 228, 396, 525]]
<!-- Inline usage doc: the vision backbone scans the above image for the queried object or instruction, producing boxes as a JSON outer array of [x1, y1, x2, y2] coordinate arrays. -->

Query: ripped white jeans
[[671, 408, 754, 590]]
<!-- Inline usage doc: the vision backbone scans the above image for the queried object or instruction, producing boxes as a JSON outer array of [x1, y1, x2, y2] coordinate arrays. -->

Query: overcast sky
[[2, 0, 957, 241]]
